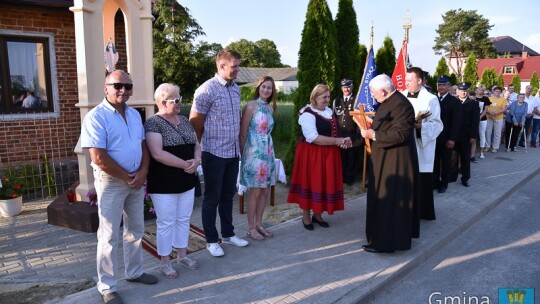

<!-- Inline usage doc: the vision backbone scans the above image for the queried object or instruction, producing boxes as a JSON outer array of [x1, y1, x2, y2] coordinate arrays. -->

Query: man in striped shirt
[[190, 49, 249, 257]]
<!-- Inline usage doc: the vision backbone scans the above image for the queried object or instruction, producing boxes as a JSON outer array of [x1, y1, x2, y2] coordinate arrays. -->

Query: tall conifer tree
[[285, 0, 339, 173], [375, 36, 396, 76], [358, 44, 368, 79], [530, 71, 539, 96], [480, 67, 498, 89], [511, 74, 521, 93], [434, 57, 450, 80], [462, 53, 478, 88], [335, 0, 361, 90], [496, 74, 504, 88]]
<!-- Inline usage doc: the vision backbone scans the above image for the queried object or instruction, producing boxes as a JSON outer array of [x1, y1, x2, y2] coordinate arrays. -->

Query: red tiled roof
[[477, 56, 540, 85]]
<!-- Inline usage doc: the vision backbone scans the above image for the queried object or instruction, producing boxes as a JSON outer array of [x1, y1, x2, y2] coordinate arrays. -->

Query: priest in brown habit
[[359, 74, 419, 253]]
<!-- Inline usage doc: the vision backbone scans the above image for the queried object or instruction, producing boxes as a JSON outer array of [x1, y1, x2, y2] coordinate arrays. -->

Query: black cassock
[[365, 91, 419, 252]]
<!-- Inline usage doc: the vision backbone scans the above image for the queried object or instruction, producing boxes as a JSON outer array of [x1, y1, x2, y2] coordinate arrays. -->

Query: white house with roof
[[236, 67, 298, 93]]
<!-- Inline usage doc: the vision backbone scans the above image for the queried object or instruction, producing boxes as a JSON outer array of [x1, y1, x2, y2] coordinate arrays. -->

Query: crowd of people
[[79, 48, 540, 303], [357, 70, 540, 254], [80, 49, 281, 304]]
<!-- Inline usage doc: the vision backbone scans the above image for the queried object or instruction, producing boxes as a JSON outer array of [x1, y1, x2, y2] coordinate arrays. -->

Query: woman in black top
[[475, 85, 491, 159], [145, 83, 201, 278]]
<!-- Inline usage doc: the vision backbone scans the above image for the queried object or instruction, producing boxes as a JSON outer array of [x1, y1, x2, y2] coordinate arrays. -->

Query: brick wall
[[0, 4, 79, 168], [115, 11, 128, 72]]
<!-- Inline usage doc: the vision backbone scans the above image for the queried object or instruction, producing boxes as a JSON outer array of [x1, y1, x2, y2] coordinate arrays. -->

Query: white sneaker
[[479, 153, 485, 159], [222, 235, 249, 247], [206, 243, 224, 257]]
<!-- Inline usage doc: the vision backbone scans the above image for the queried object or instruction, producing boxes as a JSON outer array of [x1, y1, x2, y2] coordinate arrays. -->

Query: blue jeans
[[532, 119, 540, 145], [201, 152, 239, 243]]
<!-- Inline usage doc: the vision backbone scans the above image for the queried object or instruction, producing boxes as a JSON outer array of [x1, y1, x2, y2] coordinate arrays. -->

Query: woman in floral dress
[[239, 76, 277, 240]]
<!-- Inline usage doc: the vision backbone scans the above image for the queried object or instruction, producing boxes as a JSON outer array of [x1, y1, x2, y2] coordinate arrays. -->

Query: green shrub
[[276, 87, 297, 103], [272, 102, 294, 160], [1, 164, 41, 198], [240, 87, 256, 102]]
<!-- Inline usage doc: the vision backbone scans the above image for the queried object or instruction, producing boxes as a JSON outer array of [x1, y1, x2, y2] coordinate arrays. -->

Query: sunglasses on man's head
[[106, 83, 133, 90], [165, 97, 182, 104]]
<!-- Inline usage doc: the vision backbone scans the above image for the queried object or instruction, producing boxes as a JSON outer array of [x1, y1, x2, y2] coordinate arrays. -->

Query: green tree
[[530, 71, 539, 96], [433, 57, 450, 80], [358, 43, 368, 80], [334, 0, 361, 90], [462, 53, 478, 88], [255, 39, 284, 67], [510, 74, 521, 93], [226, 38, 284, 67], [285, 0, 339, 173], [479, 68, 498, 89], [190, 41, 223, 94], [496, 73, 504, 88], [433, 9, 496, 78], [375, 36, 396, 76], [226, 39, 260, 67], [153, 0, 206, 99], [425, 73, 436, 91], [449, 73, 458, 85]]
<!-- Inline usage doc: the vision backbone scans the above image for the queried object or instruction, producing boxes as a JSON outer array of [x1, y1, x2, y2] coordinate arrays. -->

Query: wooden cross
[[349, 107, 375, 154]]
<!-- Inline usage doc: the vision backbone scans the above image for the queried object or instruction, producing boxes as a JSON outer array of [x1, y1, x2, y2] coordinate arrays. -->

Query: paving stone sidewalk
[[1, 147, 538, 303]]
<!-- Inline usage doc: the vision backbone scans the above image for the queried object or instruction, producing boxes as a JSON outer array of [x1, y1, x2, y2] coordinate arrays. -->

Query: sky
[[179, 0, 540, 74]]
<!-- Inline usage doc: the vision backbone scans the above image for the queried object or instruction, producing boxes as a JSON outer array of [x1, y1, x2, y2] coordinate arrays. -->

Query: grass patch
[[181, 101, 295, 161], [272, 102, 294, 160]]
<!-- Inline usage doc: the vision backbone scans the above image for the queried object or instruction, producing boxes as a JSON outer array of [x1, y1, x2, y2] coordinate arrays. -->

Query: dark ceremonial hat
[[457, 82, 471, 90], [436, 75, 451, 84], [340, 79, 353, 87]]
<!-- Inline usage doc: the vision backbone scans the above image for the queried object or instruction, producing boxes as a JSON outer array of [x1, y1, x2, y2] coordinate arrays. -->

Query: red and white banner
[[391, 41, 407, 91]]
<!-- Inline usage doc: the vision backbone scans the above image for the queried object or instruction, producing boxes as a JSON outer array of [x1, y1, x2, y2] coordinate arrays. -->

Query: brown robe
[[365, 90, 419, 251]]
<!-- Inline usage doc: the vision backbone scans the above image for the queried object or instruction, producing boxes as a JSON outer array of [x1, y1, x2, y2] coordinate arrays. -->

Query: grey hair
[[369, 74, 395, 92], [154, 83, 180, 106]]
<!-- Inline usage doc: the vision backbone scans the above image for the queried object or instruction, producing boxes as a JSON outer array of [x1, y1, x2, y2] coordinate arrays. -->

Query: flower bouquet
[[0, 177, 25, 217], [0, 177, 24, 199]]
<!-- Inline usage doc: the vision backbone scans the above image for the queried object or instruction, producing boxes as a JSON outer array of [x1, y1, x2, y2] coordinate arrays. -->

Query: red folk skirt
[[287, 140, 344, 214]]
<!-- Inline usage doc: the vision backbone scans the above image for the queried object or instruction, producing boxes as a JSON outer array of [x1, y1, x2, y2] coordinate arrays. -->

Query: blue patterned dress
[[239, 99, 276, 192]]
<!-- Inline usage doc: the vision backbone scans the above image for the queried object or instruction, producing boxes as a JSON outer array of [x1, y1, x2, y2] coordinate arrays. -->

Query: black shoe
[[362, 244, 394, 253], [461, 180, 470, 187], [312, 215, 329, 228], [302, 219, 314, 231], [437, 187, 447, 193], [126, 273, 158, 284], [470, 157, 478, 163], [103, 292, 124, 304]]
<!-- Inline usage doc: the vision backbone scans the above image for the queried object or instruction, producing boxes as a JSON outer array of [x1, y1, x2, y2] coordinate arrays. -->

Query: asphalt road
[[367, 172, 540, 304]]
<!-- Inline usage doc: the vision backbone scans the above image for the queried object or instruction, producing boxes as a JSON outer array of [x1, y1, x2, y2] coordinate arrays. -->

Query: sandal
[[256, 225, 273, 238], [246, 228, 264, 240], [178, 256, 199, 270], [161, 263, 178, 279]]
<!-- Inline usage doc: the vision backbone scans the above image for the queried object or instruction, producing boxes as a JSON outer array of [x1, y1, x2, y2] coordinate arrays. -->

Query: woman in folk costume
[[287, 84, 352, 231]]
